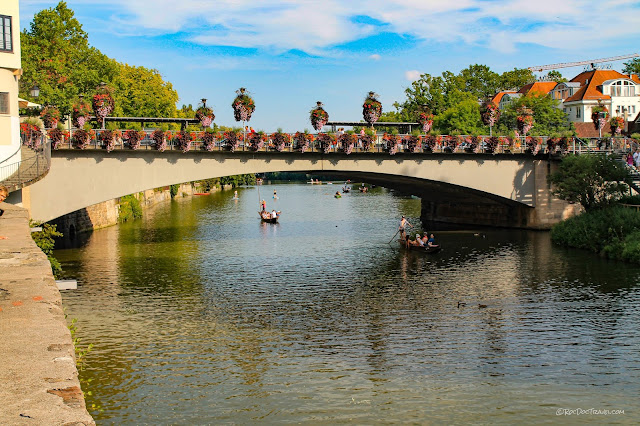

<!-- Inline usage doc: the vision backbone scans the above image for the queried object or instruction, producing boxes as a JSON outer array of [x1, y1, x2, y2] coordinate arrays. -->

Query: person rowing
[[399, 215, 412, 240]]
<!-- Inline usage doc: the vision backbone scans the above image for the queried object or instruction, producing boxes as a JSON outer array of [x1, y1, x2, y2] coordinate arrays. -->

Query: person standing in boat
[[261, 199, 267, 212], [399, 215, 412, 240]]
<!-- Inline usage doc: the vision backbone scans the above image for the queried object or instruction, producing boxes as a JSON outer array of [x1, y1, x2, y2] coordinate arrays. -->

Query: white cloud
[[22, 0, 640, 55], [405, 70, 421, 81], [369, 54, 381, 61]]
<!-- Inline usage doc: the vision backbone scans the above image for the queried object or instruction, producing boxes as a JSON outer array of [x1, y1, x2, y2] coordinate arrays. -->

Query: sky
[[19, 0, 640, 132]]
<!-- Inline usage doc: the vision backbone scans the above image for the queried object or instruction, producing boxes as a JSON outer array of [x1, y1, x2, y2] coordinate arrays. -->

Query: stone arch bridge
[[24, 149, 578, 229]]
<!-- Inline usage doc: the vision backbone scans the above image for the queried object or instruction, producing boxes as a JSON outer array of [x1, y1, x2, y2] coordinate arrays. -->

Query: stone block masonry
[[0, 203, 95, 425]]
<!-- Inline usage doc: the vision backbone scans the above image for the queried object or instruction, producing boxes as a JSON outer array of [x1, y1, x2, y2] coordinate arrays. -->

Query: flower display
[[151, 129, 171, 152], [72, 129, 95, 150], [40, 106, 61, 128], [516, 106, 534, 136], [310, 101, 329, 131], [383, 133, 400, 155], [71, 98, 92, 129], [557, 136, 569, 153], [47, 127, 69, 150], [232, 88, 255, 122], [174, 131, 196, 153], [293, 131, 313, 152], [468, 135, 482, 153], [195, 100, 215, 128], [248, 132, 266, 151], [316, 133, 336, 154], [609, 116, 625, 135], [223, 129, 243, 151], [359, 132, 376, 151], [424, 135, 437, 152], [200, 129, 216, 151], [20, 122, 43, 148], [92, 85, 115, 126], [271, 131, 289, 152], [418, 112, 434, 133], [481, 101, 500, 128], [452, 135, 464, 152], [404, 135, 421, 153], [485, 136, 500, 153], [338, 133, 357, 155], [98, 129, 121, 152], [591, 104, 608, 130], [363, 91, 382, 125], [123, 129, 146, 150]]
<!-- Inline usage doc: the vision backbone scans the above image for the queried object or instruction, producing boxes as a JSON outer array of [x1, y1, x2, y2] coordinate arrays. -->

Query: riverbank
[[0, 203, 94, 425]]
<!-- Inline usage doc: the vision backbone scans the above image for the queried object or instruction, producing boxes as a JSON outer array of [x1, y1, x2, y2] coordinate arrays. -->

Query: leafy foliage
[[118, 195, 142, 223], [498, 93, 572, 136], [549, 154, 630, 211], [30, 220, 63, 278]]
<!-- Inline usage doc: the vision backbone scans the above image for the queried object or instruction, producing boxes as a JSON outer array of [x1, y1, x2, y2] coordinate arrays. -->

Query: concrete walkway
[[0, 203, 94, 425]]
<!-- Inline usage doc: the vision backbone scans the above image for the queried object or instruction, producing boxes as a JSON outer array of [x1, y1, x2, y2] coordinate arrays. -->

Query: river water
[[56, 183, 640, 424]]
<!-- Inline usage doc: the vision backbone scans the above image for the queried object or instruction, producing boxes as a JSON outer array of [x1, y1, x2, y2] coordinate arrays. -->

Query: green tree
[[457, 64, 501, 100], [499, 68, 536, 91], [545, 70, 567, 83], [622, 58, 640, 76], [112, 63, 179, 119], [549, 154, 630, 211], [434, 99, 483, 135], [498, 93, 571, 136]]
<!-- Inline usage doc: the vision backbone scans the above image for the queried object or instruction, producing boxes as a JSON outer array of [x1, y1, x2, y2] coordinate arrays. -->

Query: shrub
[[118, 195, 142, 223], [170, 184, 180, 198], [30, 220, 63, 278]]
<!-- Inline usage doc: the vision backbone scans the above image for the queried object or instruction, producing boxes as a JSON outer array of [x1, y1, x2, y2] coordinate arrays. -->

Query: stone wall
[[0, 203, 95, 425]]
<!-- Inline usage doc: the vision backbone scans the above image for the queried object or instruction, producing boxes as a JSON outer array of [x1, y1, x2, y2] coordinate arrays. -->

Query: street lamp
[[30, 84, 39, 98]]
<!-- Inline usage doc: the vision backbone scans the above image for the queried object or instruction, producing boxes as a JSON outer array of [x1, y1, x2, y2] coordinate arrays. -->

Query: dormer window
[[610, 80, 635, 97], [0, 15, 12, 52]]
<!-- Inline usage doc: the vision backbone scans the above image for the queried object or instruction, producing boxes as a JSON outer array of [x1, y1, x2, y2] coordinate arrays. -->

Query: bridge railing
[[0, 141, 52, 192], [32, 130, 637, 156]]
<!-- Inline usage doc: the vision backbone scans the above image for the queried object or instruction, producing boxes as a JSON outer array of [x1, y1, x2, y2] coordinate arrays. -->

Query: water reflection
[[55, 184, 640, 423]]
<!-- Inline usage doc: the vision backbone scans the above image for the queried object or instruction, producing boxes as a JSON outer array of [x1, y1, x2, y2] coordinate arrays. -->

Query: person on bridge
[[399, 215, 412, 240]]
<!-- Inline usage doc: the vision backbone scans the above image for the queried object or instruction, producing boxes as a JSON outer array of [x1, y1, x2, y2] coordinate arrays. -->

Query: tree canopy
[[20, 1, 178, 118], [498, 93, 573, 136]]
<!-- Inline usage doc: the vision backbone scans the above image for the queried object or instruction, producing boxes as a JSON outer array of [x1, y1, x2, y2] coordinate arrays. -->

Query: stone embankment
[[0, 203, 94, 425]]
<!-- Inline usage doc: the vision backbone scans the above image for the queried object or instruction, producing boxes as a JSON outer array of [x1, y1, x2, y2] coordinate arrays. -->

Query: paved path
[[0, 203, 94, 425]]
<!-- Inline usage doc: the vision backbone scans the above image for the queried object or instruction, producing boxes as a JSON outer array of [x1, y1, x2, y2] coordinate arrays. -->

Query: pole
[[387, 229, 400, 245]]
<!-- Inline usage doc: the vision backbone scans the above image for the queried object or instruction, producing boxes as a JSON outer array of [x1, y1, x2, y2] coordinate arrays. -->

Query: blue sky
[[20, 0, 640, 131]]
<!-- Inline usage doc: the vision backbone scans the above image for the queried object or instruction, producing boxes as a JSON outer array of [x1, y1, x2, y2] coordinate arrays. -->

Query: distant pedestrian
[[634, 149, 640, 169]]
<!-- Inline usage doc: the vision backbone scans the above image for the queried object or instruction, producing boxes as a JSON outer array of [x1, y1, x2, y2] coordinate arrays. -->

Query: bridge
[[22, 134, 585, 230]]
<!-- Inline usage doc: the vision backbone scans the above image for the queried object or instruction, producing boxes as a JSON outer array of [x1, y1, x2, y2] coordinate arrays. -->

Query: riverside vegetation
[[549, 154, 640, 262]]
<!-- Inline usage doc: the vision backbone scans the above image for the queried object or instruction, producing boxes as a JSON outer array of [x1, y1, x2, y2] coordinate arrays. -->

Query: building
[[0, 0, 21, 171]]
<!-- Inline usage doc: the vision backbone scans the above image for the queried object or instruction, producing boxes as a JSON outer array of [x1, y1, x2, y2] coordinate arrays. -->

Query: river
[[55, 183, 640, 424]]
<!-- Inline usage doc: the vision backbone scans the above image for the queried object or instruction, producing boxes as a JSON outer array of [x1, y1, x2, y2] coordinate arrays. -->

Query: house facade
[[0, 0, 21, 169]]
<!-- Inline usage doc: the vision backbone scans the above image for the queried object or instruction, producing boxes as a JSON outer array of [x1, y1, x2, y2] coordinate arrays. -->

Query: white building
[[0, 0, 21, 172], [551, 69, 640, 124]]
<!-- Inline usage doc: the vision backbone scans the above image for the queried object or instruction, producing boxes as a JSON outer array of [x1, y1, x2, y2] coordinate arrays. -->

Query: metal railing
[[34, 130, 639, 156], [0, 141, 52, 192]]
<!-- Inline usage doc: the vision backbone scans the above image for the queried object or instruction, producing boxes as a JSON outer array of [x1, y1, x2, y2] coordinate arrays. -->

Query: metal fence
[[0, 141, 51, 192]]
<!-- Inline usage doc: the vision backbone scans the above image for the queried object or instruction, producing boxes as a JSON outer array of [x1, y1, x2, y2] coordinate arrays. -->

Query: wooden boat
[[400, 240, 441, 253], [194, 192, 211, 195], [260, 211, 279, 223], [257, 178, 263, 185]]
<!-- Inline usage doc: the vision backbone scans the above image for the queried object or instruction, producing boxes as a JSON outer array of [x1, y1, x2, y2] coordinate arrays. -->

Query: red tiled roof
[[490, 91, 517, 105], [574, 122, 612, 138], [564, 69, 635, 102], [518, 81, 557, 95]]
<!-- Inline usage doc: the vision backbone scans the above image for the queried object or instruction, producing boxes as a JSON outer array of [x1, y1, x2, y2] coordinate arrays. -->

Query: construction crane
[[528, 53, 639, 72]]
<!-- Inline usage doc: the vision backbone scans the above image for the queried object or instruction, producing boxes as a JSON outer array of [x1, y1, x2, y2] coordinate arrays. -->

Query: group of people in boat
[[399, 215, 438, 248], [260, 199, 280, 219]]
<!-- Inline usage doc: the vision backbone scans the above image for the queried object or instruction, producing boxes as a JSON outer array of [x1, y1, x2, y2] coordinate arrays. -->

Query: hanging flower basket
[[174, 131, 196, 153], [200, 129, 216, 151], [71, 99, 92, 129], [609, 116, 625, 135], [293, 131, 313, 152], [20, 122, 43, 148], [40, 106, 61, 128], [47, 127, 69, 150], [591, 104, 608, 131], [123, 129, 146, 150], [223, 129, 243, 151], [72, 129, 94, 150], [484, 136, 500, 153], [195, 101, 215, 127], [338, 133, 357, 155], [99, 129, 121, 152], [92, 85, 115, 127], [151, 129, 170, 152], [363, 91, 382, 126], [383, 133, 400, 155], [316, 133, 335, 154], [271, 131, 289, 152], [424, 135, 437, 152], [404, 135, 421, 153], [481, 101, 500, 128], [360, 133, 375, 151], [417, 112, 434, 133], [248, 132, 266, 151], [467, 135, 482, 153], [310, 101, 329, 131], [516, 106, 534, 136], [232, 88, 255, 122]]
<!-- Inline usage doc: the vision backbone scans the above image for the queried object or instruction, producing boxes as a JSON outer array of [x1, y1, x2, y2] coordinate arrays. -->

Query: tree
[[112, 64, 179, 119], [499, 68, 536, 91], [434, 99, 483, 135], [623, 58, 640, 76], [458, 64, 501, 100], [498, 93, 572, 136], [545, 70, 567, 83], [549, 154, 630, 211]]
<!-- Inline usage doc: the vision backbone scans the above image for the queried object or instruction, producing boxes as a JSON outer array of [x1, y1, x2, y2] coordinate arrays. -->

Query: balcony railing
[[0, 140, 51, 192]]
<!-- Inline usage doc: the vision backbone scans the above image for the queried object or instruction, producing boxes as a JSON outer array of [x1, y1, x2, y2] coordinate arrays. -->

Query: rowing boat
[[260, 211, 279, 223], [400, 240, 441, 253]]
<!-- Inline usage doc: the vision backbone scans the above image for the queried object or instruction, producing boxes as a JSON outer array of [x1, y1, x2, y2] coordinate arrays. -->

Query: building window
[[0, 15, 12, 52], [0, 92, 9, 114], [577, 108, 581, 118]]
